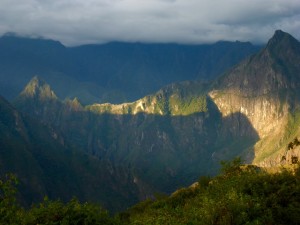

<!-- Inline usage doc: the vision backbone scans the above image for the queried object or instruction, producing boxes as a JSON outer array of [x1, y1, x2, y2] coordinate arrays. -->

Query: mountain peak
[[213, 30, 300, 97], [266, 30, 299, 51], [20, 76, 57, 101], [28, 75, 46, 87], [273, 29, 286, 38]]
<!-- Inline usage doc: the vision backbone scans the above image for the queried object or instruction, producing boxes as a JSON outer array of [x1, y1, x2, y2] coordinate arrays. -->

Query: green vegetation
[[123, 158, 300, 225], [0, 174, 22, 225], [1, 159, 300, 224], [253, 110, 300, 164], [24, 198, 116, 225], [169, 95, 207, 115], [0, 174, 118, 225], [85, 80, 209, 116], [285, 111, 300, 141]]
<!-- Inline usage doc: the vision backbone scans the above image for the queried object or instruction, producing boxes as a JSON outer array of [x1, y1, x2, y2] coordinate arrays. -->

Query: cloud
[[0, 0, 299, 45]]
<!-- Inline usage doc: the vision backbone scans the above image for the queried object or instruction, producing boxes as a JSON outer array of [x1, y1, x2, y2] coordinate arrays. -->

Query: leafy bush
[[24, 197, 117, 225]]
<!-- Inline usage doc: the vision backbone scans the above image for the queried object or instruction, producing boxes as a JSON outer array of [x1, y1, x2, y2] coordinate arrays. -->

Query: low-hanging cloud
[[0, 0, 299, 46]]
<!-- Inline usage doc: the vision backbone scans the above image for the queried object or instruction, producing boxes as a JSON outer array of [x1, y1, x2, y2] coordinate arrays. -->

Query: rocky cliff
[[209, 30, 300, 166]]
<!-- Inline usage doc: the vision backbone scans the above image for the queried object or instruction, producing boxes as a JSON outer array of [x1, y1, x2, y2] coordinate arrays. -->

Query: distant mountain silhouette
[[0, 34, 260, 104]]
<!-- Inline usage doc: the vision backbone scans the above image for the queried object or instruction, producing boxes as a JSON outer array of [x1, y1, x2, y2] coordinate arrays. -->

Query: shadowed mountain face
[[0, 34, 260, 104], [0, 96, 143, 212], [13, 77, 259, 198]]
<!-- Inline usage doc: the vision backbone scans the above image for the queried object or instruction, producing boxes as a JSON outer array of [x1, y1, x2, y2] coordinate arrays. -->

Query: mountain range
[[1, 30, 300, 212], [0, 34, 260, 104]]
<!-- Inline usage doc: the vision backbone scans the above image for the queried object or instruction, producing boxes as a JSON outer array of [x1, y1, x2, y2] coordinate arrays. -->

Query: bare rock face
[[209, 92, 287, 138], [210, 30, 300, 166]]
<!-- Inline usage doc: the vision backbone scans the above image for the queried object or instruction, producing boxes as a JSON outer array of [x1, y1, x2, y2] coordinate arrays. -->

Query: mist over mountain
[[0, 34, 260, 104]]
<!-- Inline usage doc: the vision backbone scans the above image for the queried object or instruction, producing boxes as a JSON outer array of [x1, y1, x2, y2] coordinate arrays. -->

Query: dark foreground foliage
[[1, 159, 300, 225], [123, 159, 300, 225], [0, 174, 118, 225]]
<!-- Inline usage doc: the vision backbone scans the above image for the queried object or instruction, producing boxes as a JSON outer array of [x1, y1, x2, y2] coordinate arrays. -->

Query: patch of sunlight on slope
[[254, 110, 300, 166], [86, 81, 209, 116]]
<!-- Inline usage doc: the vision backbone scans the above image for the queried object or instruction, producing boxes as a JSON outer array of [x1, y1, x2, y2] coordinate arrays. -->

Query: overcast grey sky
[[0, 0, 299, 46]]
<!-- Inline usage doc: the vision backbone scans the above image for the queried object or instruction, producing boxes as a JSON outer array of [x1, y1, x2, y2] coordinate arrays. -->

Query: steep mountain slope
[[14, 77, 259, 196], [210, 30, 300, 166], [0, 34, 260, 104], [0, 95, 142, 212]]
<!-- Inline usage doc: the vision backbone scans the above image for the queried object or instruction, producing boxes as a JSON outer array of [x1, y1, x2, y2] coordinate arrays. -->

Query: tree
[[24, 197, 118, 225], [220, 157, 243, 176], [0, 174, 22, 225]]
